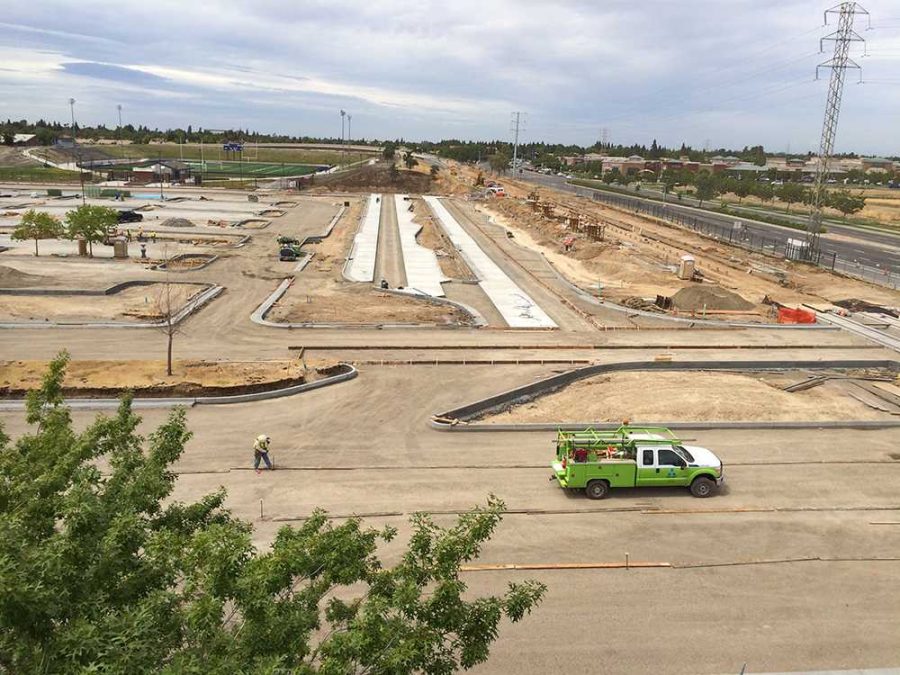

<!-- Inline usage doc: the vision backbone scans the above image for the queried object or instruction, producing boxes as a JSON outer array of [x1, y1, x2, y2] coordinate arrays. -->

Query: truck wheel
[[690, 477, 715, 498], [585, 480, 610, 500]]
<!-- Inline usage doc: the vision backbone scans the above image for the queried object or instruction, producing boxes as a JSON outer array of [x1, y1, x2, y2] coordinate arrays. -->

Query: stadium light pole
[[69, 98, 76, 135], [340, 109, 346, 168]]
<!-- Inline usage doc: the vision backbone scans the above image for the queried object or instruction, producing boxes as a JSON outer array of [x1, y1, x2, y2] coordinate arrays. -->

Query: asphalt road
[[517, 172, 900, 278]]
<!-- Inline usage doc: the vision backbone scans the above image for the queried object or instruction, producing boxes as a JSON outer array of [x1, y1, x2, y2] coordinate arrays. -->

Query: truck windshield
[[675, 446, 694, 462]]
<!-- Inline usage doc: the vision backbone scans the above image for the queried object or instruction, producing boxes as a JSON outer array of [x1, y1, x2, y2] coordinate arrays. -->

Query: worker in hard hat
[[253, 434, 273, 474]]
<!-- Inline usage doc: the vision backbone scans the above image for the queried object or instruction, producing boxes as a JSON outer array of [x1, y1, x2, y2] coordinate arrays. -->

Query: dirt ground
[[271, 197, 472, 325], [484, 371, 894, 423], [268, 279, 471, 325], [0, 359, 313, 397], [464, 171, 899, 316], [411, 200, 476, 281], [306, 162, 433, 193], [0, 264, 58, 288], [0, 283, 205, 322]]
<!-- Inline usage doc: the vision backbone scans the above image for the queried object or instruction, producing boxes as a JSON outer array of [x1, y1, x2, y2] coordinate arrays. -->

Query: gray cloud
[[1, 0, 898, 153]]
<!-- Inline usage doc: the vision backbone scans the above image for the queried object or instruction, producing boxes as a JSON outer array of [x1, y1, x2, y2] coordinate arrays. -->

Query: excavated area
[[482, 370, 898, 423]]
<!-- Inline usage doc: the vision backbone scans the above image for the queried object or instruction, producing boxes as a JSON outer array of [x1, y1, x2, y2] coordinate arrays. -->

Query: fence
[[571, 186, 898, 291]]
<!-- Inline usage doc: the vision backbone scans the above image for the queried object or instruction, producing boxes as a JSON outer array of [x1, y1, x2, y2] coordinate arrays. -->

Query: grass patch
[[0, 166, 84, 182]]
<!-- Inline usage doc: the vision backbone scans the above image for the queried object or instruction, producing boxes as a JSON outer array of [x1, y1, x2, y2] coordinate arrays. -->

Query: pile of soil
[[0, 265, 55, 288], [671, 285, 754, 311], [310, 163, 432, 193], [160, 217, 195, 228]]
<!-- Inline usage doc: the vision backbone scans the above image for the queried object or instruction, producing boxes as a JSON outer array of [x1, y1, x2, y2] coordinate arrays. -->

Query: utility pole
[[347, 114, 352, 163], [807, 1, 869, 260], [117, 104, 123, 129], [510, 112, 525, 174]]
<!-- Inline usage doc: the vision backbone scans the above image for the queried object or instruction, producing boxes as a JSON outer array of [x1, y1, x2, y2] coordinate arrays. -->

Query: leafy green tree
[[403, 150, 418, 170], [430, 164, 440, 179], [752, 182, 775, 205], [2, 132, 14, 146], [729, 179, 751, 203], [0, 354, 546, 674], [382, 142, 396, 161], [828, 189, 866, 220], [777, 182, 808, 214], [602, 168, 620, 185], [65, 204, 118, 257], [488, 152, 510, 174], [11, 209, 64, 256], [693, 172, 719, 207]]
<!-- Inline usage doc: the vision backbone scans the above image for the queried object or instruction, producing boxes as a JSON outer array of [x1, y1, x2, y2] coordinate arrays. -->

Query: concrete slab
[[424, 196, 556, 328], [344, 194, 381, 282], [394, 194, 446, 297]]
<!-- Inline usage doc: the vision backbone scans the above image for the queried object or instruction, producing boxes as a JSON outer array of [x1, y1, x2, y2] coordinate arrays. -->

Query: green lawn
[[0, 166, 84, 183]]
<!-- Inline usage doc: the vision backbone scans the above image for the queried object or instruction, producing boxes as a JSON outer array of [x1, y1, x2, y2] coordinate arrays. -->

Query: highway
[[517, 171, 900, 284]]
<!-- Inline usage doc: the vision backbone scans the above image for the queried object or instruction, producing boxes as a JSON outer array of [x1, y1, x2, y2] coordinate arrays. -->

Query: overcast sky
[[2, 0, 899, 154]]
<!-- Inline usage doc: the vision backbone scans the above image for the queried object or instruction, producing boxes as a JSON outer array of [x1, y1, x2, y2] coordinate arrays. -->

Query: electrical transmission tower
[[510, 112, 526, 173], [806, 1, 870, 260]]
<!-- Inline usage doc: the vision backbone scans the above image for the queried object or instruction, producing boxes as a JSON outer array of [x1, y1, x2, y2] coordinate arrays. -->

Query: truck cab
[[551, 426, 724, 499]]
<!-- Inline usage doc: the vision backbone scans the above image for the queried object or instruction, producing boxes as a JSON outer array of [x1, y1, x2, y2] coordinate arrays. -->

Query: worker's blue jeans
[[254, 451, 273, 470]]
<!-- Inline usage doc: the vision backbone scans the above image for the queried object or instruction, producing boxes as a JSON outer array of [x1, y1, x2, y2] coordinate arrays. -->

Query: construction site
[[1, 141, 898, 672]]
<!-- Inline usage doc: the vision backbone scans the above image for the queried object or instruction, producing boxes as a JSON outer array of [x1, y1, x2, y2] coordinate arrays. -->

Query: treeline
[[0, 118, 382, 147], [598, 168, 868, 219]]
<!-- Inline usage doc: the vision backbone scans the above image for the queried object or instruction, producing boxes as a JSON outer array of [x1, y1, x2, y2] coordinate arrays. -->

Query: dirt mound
[[0, 265, 54, 288], [160, 217, 195, 228], [671, 285, 754, 311], [310, 162, 432, 193]]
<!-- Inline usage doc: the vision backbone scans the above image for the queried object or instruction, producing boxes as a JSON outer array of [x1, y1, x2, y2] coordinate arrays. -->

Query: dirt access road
[[2, 364, 898, 674]]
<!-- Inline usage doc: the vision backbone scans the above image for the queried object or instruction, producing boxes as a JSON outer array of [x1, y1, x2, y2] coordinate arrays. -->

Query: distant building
[[861, 157, 895, 172], [127, 160, 191, 184], [54, 136, 76, 148]]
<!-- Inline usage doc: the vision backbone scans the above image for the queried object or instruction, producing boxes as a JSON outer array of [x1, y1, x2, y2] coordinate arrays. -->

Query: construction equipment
[[277, 236, 302, 261], [551, 425, 724, 499]]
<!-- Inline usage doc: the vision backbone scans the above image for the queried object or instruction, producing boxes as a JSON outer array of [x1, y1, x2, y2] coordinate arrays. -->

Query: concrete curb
[[0, 283, 223, 329], [431, 358, 900, 430], [0, 363, 358, 411]]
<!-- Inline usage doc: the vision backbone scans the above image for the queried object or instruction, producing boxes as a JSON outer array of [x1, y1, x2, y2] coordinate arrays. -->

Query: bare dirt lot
[[444, 165, 899, 319], [307, 162, 433, 193], [0, 283, 205, 322], [268, 278, 472, 325], [269, 196, 473, 325], [412, 200, 475, 281], [483, 370, 896, 423]]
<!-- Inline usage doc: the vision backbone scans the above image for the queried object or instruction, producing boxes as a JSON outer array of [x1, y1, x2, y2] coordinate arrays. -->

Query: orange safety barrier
[[777, 307, 816, 324]]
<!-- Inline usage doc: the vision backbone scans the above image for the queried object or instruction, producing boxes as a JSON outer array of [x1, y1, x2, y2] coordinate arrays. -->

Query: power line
[[807, 1, 871, 259]]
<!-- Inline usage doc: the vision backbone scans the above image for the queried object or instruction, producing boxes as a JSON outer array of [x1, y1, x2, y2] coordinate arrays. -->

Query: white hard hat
[[257, 434, 269, 442]]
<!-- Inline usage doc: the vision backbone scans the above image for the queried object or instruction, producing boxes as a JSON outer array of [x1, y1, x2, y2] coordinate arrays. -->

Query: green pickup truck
[[551, 425, 725, 499]]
